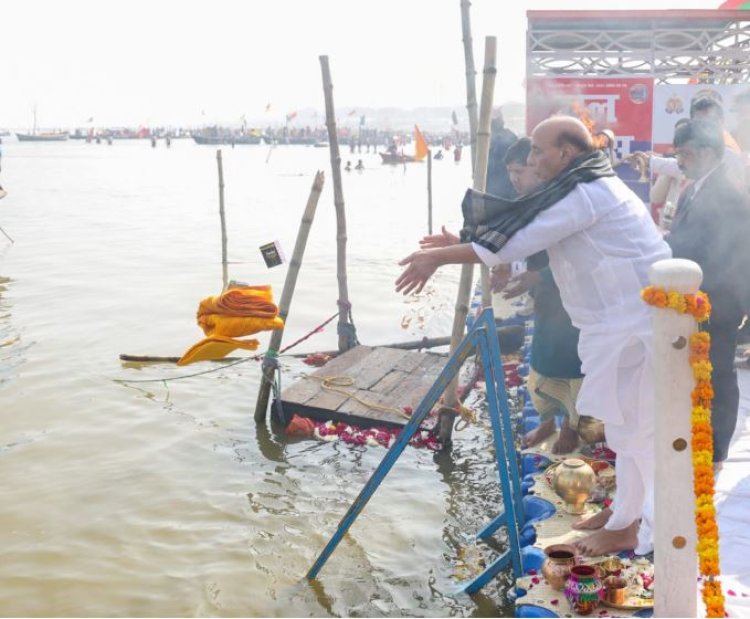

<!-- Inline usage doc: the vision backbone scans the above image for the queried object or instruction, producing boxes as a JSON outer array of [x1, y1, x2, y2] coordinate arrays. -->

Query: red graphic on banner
[[526, 77, 654, 156]]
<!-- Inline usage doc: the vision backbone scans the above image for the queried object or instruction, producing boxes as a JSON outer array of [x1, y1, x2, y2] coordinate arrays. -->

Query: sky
[[3, 0, 722, 129]]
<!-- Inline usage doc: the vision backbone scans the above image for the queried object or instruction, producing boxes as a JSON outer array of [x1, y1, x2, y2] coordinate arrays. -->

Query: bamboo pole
[[460, 0, 478, 177], [119, 355, 244, 363], [319, 55, 354, 353], [118, 323, 525, 364], [460, 0, 492, 311], [427, 150, 433, 234], [650, 258, 701, 618], [0, 225, 14, 243], [438, 36, 497, 446], [254, 171, 326, 423], [216, 149, 229, 290]]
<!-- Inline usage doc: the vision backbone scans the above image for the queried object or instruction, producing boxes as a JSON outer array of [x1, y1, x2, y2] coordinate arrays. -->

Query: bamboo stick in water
[[319, 55, 354, 353], [254, 171, 326, 423], [427, 150, 433, 235], [460, 0, 478, 177], [439, 36, 497, 446], [216, 149, 229, 291], [460, 0, 493, 313]]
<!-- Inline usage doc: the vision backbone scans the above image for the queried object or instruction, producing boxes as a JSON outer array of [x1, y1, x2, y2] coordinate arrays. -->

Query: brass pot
[[577, 415, 606, 444], [553, 458, 596, 514], [541, 543, 578, 590], [603, 576, 628, 606]]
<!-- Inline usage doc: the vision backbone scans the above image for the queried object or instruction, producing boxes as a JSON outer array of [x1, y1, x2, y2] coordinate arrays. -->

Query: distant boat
[[16, 105, 68, 142], [379, 152, 418, 164], [192, 134, 262, 145], [379, 125, 429, 165], [16, 132, 68, 142]]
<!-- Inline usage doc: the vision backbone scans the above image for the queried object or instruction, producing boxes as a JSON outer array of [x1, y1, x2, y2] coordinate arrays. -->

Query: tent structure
[[527, 10, 750, 83]]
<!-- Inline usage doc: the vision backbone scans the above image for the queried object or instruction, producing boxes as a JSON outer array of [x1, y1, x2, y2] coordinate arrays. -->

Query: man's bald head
[[528, 116, 595, 182]]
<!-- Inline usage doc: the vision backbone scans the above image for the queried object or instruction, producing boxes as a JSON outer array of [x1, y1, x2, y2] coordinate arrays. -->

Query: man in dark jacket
[[485, 109, 518, 198], [667, 119, 750, 470]]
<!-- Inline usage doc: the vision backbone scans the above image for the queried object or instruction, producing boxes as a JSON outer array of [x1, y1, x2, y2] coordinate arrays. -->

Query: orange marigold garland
[[642, 287, 725, 618]]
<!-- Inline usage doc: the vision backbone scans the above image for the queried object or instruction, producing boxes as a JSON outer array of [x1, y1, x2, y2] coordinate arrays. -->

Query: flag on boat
[[348, 109, 357, 116], [414, 125, 429, 162], [265, 102, 272, 112], [286, 111, 297, 122]]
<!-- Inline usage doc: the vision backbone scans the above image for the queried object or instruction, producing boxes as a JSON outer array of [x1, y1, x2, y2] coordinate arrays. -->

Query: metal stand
[[306, 308, 525, 594]]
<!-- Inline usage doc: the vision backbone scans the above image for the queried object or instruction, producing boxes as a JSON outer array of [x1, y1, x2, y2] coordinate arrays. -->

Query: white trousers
[[600, 337, 656, 555]]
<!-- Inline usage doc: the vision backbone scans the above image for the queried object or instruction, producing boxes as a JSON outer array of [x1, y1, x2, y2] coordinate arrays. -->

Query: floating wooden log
[[118, 324, 523, 365], [119, 354, 245, 363]]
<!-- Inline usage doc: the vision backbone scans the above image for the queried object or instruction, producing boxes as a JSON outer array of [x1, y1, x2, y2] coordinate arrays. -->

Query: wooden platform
[[275, 345, 447, 428]]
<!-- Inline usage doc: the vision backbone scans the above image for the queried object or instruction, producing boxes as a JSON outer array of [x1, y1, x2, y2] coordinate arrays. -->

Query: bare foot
[[551, 422, 579, 455], [572, 507, 612, 530], [574, 520, 638, 557], [523, 418, 556, 448]]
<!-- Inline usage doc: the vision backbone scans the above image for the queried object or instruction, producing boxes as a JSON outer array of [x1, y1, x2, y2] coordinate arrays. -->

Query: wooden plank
[[369, 369, 408, 394], [344, 347, 412, 390], [278, 346, 450, 429], [278, 374, 326, 405], [279, 345, 372, 404], [306, 344, 373, 378], [273, 400, 406, 430], [338, 388, 391, 418], [392, 349, 428, 373], [386, 354, 447, 409], [305, 387, 351, 411]]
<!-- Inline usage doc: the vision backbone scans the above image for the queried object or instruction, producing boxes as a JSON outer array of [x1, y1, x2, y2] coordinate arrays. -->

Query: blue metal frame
[[305, 308, 525, 594]]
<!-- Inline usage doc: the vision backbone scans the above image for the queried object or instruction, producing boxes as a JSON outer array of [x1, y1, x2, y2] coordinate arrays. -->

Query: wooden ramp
[[275, 345, 447, 428]]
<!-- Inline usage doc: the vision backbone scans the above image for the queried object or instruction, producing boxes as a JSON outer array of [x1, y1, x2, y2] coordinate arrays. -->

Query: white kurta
[[474, 176, 671, 552]]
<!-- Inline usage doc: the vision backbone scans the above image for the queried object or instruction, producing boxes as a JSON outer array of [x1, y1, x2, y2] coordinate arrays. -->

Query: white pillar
[[650, 258, 702, 618]]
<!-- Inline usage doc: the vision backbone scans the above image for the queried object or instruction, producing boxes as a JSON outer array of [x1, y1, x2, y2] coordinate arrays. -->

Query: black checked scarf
[[459, 149, 615, 253]]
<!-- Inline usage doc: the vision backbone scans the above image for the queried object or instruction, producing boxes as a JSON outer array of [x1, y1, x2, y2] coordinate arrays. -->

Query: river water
[[0, 138, 516, 617]]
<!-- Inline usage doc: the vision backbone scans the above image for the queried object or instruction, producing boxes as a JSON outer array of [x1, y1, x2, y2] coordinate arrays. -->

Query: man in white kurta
[[396, 117, 671, 556]]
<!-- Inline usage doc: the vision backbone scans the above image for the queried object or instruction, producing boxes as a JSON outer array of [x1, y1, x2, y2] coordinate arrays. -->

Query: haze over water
[[0, 138, 519, 616]]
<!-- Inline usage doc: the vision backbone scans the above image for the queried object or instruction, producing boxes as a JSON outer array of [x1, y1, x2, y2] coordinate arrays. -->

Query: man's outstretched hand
[[419, 225, 459, 250], [395, 250, 440, 295]]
